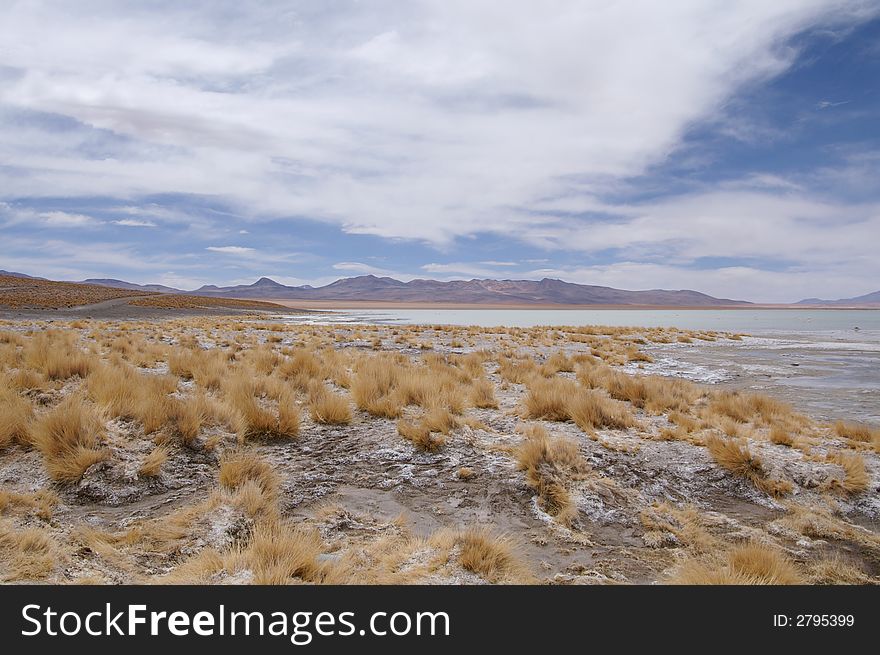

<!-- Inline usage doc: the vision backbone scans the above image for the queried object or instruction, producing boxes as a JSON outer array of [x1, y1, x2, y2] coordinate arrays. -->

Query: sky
[[1, 1, 879, 302]]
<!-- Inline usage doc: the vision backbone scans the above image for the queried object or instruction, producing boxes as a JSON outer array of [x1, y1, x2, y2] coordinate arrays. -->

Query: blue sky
[[1, 1, 879, 302]]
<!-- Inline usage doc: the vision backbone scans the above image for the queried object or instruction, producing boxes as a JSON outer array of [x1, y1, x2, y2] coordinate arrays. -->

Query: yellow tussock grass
[[308, 385, 353, 425], [138, 445, 169, 478], [0, 388, 33, 448], [672, 542, 803, 585], [456, 528, 533, 584], [31, 395, 109, 482], [219, 451, 280, 505], [824, 451, 870, 495], [705, 435, 792, 497], [515, 425, 589, 526], [569, 389, 637, 432]]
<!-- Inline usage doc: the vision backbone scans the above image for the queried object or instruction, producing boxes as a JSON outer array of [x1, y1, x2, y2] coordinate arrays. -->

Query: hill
[[797, 290, 880, 307], [192, 275, 749, 306]]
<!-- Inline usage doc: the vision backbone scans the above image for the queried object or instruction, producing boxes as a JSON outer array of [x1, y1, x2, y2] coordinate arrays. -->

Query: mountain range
[[5, 269, 876, 306], [81, 274, 750, 306], [796, 290, 880, 307]]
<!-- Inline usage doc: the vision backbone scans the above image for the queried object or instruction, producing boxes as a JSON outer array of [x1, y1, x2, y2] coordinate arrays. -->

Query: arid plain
[[0, 277, 878, 585]]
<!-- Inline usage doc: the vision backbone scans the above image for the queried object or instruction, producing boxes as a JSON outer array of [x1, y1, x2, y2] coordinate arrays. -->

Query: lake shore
[[266, 299, 880, 310]]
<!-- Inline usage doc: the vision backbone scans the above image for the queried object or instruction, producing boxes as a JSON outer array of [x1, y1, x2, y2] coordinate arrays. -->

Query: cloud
[[206, 246, 256, 254], [1, 1, 875, 243], [41, 211, 102, 227], [511, 187, 880, 268], [1, 204, 104, 228], [332, 261, 404, 277], [0, 2, 878, 301], [523, 261, 877, 304], [113, 219, 157, 227], [422, 262, 516, 278]]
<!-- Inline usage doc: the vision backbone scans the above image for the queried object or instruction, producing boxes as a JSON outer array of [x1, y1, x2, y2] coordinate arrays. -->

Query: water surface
[[280, 308, 880, 424]]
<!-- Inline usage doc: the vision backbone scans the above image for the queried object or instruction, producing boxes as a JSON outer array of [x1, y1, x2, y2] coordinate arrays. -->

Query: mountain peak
[[253, 277, 283, 286]]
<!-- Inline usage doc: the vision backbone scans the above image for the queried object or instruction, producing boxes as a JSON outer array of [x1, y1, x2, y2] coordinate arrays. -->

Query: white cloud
[[332, 261, 404, 277], [521, 261, 878, 304], [113, 218, 157, 227], [422, 262, 514, 278], [1, 1, 874, 241], [0, 2, 878, 300], [1, 205, 103, 228], [514, 189, 880, 268], [206, 246, 256, 254], [40, 211, 100, 227]]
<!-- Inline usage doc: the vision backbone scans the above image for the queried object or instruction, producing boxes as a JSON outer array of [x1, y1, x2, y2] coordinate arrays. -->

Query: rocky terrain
[[0, 316, 878, 584]]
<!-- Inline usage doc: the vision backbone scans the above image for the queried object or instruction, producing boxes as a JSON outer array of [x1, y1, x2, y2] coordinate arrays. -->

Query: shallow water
[[630, 332, 880, 424], [284, 307, 880, 331], [279, 308, 880, 425]]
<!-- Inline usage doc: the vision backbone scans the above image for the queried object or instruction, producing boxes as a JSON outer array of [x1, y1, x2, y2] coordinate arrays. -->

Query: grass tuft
[[31, 395, 109, 482]]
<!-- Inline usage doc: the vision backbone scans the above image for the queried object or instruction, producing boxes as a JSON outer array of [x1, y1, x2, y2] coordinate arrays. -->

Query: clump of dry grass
[[0, 521, 62, 581], [833, 420, 880, 452], [705, 435, 792, 497], [832, 420, 878, 443], [166, 395, 207, 445], [707, 391, 800, 428], [351, 356, 404, 418], [671, 542, 803, 585], [640, 503, 722, 553], [515, 425, 589, 526], [138, 445, 170, 478], [522, 377, 638, 434], [279, 349, 324, 391], [86, 362, 142, 419], [421, 406, 457, 434], [806, 555, 873, 584], [497, 356, 537, 384], [775, 504, 880, 553], [522, 377, 578, 421], [823, 451, 870, 495], [238, 522, 327, 584], [0, 387, 33, 448], [578, 364, 697, 414], [456, 528, 531, 583], [226, 376, 299, 440], [31, 395, 110, 482], [87, 361, 180, 433], [219, 451, 280, 501], [308, 384, 352, 425], [470, 378, 498, 409], [398, 418, 446, 452], [25, 331, 93, 380], [569, 389, 637, 432], [457, 467, 474, 480], [769, 425, 796, 447], [0, 488, 57, 520], [626, 347, 653, 363], [540, 351, 574, 376]]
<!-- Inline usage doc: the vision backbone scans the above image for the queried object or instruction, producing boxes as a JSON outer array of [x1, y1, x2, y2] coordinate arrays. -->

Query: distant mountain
[[81, 278, 180, 293], [0, 270, 45, 280], [192, 274, 749, 306], [194, 277, 289, 296], [1, 269, 753, 305], [797, 290, 880, 307]]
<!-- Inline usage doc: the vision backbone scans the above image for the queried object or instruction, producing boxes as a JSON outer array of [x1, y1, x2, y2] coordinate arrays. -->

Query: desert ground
[[1, 307, 878, 584]]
